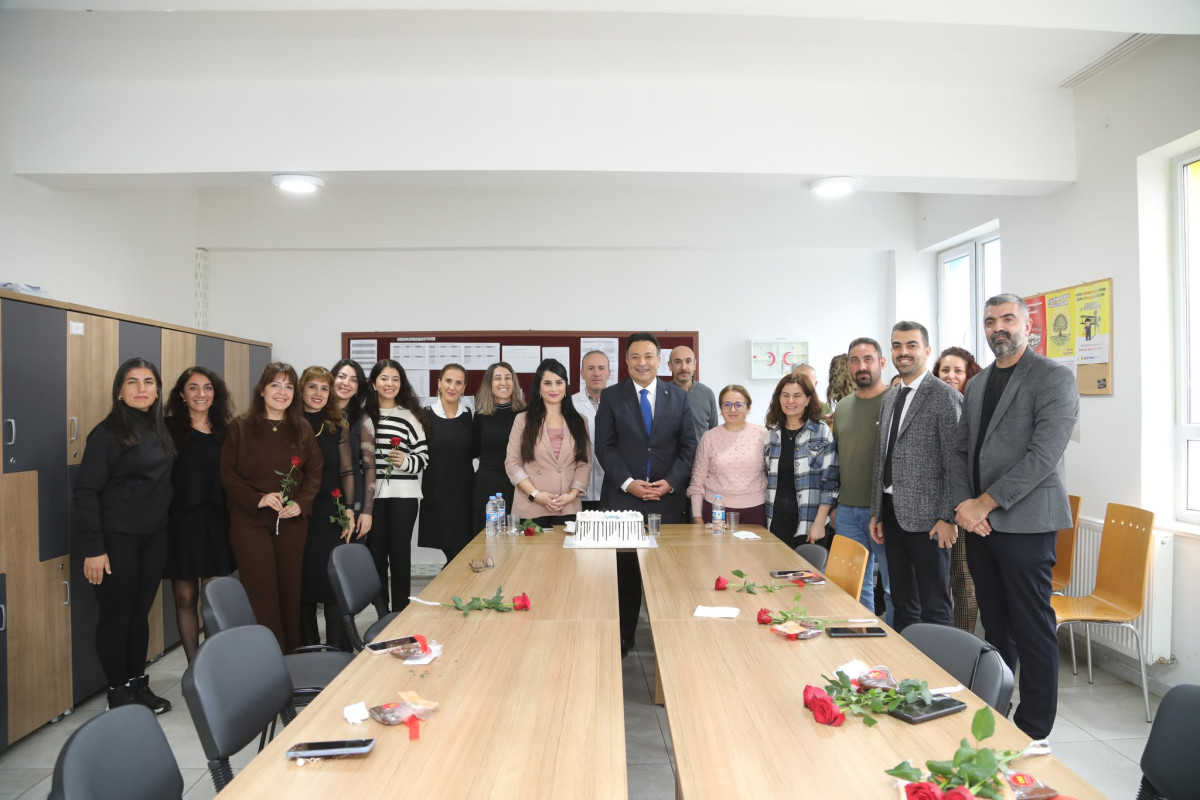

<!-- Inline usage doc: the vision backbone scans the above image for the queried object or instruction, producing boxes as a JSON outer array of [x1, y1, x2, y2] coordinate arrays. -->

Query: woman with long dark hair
[[363, 359, 428, 614], [298, 366, 356, 650], [76, 358, 176, 713], [471, 361, 525, 534], [764, 372, 839, 548], [419, 363, 475, 564], [330, 358, 374, 541], [219, 362, 322, 653], [163, 365, 235, 663], [505, 359, 591, 527]]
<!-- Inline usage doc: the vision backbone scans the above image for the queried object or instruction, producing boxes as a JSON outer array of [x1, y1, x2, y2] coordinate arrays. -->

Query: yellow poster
[[1074, 280, 1111, 364], [1044, 289, 1075, 364]]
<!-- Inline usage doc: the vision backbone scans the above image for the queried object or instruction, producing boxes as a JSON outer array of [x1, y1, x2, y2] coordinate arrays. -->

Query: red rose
[[331, 489, 341, 499], [941, 788, 974, 800], [802, 685, 825, 710], [756, 608, 774, 625], [524, 527, 536, 536], [390, 437, 401, 447], [291, 456, 302, 466], [809, 695, 845, 727], [905, 783, 944, 800], [512, 593, 530, 611], [714, 576, 729, 590]]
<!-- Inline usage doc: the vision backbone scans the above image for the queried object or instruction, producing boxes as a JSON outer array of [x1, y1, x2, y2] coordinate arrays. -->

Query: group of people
[[74, 293, 1075, 741]]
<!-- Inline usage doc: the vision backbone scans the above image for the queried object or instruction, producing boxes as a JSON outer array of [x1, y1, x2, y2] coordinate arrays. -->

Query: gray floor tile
[[653, 705, 676, 764], [1052, 739, 1143, 800], [1046, 716, 1094, 744], [625, 699, 671, 765], [1101, 737, 1149, 763], [13, 774, 50, 800], [1056, 683, 1158, 741], [0, 769, 50, 800], [626, 763, 676, 800]]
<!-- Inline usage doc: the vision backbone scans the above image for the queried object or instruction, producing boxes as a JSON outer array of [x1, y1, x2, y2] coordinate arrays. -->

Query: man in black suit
[[595, 332, 698, 655]]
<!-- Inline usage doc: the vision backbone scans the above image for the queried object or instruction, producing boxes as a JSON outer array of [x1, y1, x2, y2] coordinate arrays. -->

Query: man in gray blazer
[[952, 294, 1078, 741], [870, 321, 961, 632]]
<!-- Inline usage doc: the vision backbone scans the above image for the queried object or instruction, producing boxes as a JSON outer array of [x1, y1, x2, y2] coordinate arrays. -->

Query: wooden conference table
[[221, 524, 1104, 799]]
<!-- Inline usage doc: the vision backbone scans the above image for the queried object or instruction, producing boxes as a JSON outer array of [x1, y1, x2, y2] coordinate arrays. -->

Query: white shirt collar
[[429, 400, 470, 419], [900, 370, 927, 394]]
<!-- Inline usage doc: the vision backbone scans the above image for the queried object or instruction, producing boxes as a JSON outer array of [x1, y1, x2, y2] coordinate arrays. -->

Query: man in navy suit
[[595, 332, 698, 655]]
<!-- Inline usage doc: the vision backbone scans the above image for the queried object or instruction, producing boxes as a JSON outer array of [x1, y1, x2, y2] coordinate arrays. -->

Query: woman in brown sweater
[[219, 362, 322, 653]]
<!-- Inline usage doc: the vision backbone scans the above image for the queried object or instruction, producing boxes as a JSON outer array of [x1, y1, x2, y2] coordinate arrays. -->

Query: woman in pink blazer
[[505, 359, 592, 526]]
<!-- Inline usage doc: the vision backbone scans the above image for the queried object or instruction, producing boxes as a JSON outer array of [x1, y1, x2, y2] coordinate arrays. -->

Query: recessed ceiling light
[[808, 176, 858, 198], [271, 174, 325, 194]]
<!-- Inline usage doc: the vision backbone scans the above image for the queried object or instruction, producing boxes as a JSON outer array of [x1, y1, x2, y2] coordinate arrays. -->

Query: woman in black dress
[[76, 358, 176, 713], [471, 361, 525, 534], [419, 363, 475, 564], [163, 366, 235, 663], [298, 366, 356, 650]]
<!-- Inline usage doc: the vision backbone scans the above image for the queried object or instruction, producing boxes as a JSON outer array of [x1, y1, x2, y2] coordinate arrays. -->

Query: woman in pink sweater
[[687, 385, 768, 526]]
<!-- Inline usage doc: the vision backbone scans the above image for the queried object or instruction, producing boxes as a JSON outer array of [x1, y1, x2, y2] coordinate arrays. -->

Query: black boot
[[323, 604, 350, 652], [127, 675, 171, 715], [106, 683, 138, 711], [298, 603, 320, 648]]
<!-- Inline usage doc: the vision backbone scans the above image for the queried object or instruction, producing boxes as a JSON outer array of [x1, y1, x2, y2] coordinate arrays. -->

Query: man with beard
[[669, 346, 719, 445], [830, 337, 893, 618], [952, 293, 1078, 740]]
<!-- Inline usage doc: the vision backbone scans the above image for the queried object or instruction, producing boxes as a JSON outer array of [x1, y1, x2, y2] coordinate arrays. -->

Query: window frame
[[937, 233, 1001, 364], [1174, 146, 1200, 523]]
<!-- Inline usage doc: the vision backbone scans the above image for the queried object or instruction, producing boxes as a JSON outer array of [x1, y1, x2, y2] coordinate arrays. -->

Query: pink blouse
[[686, 424, 769, 518]]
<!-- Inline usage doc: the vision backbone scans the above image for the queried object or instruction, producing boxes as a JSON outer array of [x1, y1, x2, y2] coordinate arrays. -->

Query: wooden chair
[[825, 534, 869, 601], [1050, 494, 1081, 595], [1051, 502, 1155, 722]]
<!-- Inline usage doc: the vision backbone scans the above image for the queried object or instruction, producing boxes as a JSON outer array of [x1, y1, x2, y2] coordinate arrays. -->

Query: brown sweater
[[219, 416, 323, 525]]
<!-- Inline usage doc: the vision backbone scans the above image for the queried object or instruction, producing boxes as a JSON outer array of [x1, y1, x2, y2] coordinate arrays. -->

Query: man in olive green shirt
[[831, 337, 893, 621]]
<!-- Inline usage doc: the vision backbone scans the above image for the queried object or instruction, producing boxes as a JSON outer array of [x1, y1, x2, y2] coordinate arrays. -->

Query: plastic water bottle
[[485, 495, 499, 537], [711, 494, 726, 536], [495, 493, 508, 534]]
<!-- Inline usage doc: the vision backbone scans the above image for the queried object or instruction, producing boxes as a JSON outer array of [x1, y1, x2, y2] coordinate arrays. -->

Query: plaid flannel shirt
[[764, 420, 839, 533]]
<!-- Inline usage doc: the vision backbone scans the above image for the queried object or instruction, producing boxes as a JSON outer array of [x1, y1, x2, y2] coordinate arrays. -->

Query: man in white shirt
[[571, 349, 609, 510]]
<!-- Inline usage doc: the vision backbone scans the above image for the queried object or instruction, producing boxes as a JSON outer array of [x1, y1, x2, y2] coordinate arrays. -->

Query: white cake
[[574, 510, 647, 544]]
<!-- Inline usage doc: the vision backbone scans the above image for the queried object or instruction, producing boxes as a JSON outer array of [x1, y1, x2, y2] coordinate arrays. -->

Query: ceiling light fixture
[[808, 176, 858, 198], [271, 174, 325, 194]]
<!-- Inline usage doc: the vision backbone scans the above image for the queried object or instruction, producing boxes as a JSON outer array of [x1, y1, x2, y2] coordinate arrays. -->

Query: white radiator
[[1063, 516, 1174, 665]]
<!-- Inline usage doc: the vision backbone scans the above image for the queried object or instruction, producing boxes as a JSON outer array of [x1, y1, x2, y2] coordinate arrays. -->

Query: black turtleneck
[[74, 407, 174, 556]]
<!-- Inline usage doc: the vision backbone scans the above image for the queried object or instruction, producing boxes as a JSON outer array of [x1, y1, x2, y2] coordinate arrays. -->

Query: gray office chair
[[1138, 683, 1200, 799], [49, 704, 184, 800], [794, 543, 829, 572], [201, 576, 353, 706], [328, 543, 400, 651], [901, 623, 1015, 713], [182, 625, 296, 792]]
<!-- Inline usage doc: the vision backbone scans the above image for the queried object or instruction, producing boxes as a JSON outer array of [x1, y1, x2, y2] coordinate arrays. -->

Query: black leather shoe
[[621, 638, 633, 658], [128, 675, 172, 715]]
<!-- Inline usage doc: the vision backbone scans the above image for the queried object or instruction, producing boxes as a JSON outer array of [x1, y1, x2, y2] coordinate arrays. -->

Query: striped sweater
[[364, 408, 428, 500]]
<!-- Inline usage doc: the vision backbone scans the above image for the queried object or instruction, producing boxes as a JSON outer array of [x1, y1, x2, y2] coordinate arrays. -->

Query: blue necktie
[[640, 388, 653, 480]]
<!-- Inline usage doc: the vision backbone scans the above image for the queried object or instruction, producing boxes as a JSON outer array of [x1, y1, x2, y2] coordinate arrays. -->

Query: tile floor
[[0, 592, 1159, 799]]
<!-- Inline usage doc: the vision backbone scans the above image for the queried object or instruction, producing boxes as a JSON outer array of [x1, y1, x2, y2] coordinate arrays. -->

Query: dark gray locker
[[67, 464, 105, 704], [0, 573, 8, 751], [249, 344, 271, 387], [117, 320, 160, 367], [195, 335, 225, 375]]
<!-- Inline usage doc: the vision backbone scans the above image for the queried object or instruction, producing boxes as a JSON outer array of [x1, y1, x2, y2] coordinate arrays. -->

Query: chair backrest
[[1050, 494, 1081, 591], [49, 705, 184, 800], [794, 543, 829, 573], [328, 542, 381, 618], [201, 576, 257, 635], [182, 625, 294, 786], [902, 623, 1015, 713], [1140, 683, 1200, 798], [825, 534, 868, 600], [1092, 502, 1155, 617]]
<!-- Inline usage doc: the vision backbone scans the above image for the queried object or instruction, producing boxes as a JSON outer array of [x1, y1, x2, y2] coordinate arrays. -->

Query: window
[[938, 234, 1001, 364], [1176, 149, 1200, 522]]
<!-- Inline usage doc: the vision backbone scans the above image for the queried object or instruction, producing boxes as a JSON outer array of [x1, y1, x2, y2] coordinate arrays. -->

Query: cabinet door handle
[[0, 604, 6, 631], [70, 417, 79, 442], [63, 580, 70, 605], [3, 419, 14, 446]]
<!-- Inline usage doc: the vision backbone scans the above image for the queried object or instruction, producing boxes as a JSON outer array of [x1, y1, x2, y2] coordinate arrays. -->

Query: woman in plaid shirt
[[764, 372, 839, 546]]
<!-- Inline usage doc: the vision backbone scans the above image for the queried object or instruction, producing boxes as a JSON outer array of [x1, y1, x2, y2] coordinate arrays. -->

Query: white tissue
[[343, 701, 369, 724]]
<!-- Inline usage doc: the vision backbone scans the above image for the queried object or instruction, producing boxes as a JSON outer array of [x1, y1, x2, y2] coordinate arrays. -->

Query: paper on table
[[404, 641, 444, 665], [731, 530, 761, 539], [694, 606, 740, 619]]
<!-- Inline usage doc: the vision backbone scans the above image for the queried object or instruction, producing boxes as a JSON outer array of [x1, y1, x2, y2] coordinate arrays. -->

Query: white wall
[[0, 79, 199, 326], [917, 35, 1200, 689]]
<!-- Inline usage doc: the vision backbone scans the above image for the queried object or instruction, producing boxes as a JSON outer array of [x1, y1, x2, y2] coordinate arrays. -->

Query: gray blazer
[[951, 347, 1078, 533], [870, 373, 962, 531]]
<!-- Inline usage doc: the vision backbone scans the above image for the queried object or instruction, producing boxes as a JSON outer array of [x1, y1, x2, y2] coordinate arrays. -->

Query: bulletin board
[[1023, 278, 1112, 396], [340, 330, 701, 404]]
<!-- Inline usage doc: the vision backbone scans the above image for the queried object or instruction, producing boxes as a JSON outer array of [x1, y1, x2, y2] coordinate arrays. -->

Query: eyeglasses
[[721, 402, 746, 410], [468, 556, 494, 573]]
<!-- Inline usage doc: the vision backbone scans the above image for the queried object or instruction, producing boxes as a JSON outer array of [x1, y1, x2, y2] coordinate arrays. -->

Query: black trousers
[[368, 497, 418, 615], [881, 494, 952, 632], [967, 529, 1058, 740], [93, 529, 167, 686], [617, 551, 641, 645]]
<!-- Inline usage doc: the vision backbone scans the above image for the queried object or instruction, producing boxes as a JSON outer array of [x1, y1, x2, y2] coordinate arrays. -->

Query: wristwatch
[[529, 490, 539, 502]]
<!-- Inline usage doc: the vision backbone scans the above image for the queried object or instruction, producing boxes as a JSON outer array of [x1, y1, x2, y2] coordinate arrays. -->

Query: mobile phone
[[825, 626, 887, 638], [888, 695, 968, 724], [285, 739, 376, 759], [365, 635, 422, 656], [769, 570, 803, 579]]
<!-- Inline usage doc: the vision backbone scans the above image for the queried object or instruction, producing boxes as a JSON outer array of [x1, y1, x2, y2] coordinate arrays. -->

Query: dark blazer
[[595, 378, 697, 518], [870, 372, 962, 531], [951, 347, 1077, 532]]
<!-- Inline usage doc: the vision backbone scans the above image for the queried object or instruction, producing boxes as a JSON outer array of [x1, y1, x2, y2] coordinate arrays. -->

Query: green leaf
[[975, 748, 999, 772], [959, 761, 997, 784], [971, 707, 995, 742], [745, 585, 756, 595], [920, 687, 933, 706], [490, 586, 504, 603], [953, 743, 976, 767], [862, 715, 878, 727], [731, 570, 746, 579], [926, 759, 956, 778], [451, 596, 464, 611], [884, 762, 923, 782]]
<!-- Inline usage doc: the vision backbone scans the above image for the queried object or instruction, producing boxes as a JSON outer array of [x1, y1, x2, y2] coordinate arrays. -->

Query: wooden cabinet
[[65, 313, 119, 466]]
